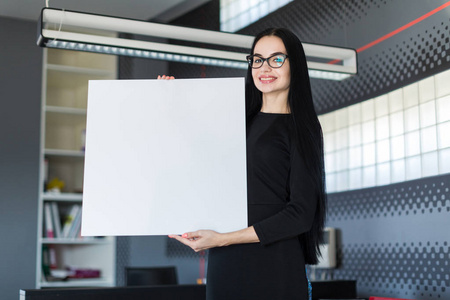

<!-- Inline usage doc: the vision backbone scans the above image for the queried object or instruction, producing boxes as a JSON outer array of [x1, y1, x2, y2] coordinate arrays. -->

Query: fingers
[[182, 231, 201, 240], [168, 231, 205, 252], [168, 231, 199, 242], [157, 75, 175, 80], [168, 234, 199, 251], [168, 234, 189, 244]]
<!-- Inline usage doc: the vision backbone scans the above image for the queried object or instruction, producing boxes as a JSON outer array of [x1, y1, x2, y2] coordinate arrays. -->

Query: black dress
[[207, 112, 317, 300]]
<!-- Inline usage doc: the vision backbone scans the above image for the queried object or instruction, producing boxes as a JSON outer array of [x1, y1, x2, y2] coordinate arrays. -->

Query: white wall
[[320, 69, 450, 193]]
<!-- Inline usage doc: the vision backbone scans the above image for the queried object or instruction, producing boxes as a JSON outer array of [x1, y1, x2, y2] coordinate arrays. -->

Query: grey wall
[[0, 17, 42, 300]]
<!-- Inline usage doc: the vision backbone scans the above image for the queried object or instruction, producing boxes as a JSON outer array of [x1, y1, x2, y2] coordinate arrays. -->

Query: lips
[[259, 76, 277, 83]]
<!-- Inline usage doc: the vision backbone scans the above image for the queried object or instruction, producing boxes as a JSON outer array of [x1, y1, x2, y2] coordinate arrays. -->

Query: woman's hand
[[169, 226, 259, 252], [169, 230, 224, 252], [157, 75, 175, 80]]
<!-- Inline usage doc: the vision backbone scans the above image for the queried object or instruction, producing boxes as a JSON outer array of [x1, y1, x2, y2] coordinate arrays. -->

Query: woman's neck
[[260, 92, 290, 114]]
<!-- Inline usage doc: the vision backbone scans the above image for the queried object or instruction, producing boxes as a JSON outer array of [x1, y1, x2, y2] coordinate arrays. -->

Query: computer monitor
[[125, 266, 178, 286]]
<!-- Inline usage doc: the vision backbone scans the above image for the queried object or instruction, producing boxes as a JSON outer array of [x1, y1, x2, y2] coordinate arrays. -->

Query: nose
[[260, 60, 272, 71]]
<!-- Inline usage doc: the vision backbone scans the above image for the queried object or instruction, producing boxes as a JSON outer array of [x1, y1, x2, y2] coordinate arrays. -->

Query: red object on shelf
[[67, 267, 101, 278], [369, 297, 415, 300]]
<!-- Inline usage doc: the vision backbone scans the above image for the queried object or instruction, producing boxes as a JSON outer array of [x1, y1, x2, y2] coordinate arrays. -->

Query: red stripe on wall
[[327, 1, 450, 65], [357, 1, 450, 53]]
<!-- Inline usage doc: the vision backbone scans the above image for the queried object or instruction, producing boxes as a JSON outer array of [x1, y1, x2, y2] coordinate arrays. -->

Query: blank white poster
[[81, 78, 247, 236]]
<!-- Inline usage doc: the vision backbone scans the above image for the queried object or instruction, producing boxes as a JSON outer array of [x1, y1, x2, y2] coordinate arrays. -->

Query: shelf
[[40, 238, 110, 245], [42, 192, 83, 202], [47, 63, 115, 77], [40, 278, 114, 288], [47, 48, 117, 73], [46, 105, 87, 115], [45, 113, 87, 151], [37, 47, 117, 290], [45, 149, 85, 157]]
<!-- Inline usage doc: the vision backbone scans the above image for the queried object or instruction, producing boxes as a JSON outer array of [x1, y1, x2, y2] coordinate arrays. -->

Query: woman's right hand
[[157, 75, 175, 80], [169, 230, 225, 252]]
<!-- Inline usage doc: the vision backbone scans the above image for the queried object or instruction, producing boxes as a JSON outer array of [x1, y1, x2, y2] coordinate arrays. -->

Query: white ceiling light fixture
[[37, 8, 357, 80]]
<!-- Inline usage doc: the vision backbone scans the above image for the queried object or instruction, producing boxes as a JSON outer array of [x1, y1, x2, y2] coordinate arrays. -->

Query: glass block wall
[[220, 0, 293, 32], [320, 68, 450, 193]]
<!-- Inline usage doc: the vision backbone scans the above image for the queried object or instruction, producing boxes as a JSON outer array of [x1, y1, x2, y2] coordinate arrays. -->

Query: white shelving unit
[[36, 48, 117, 288]]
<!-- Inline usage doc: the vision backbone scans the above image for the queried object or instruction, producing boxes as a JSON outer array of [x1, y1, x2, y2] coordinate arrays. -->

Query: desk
[[20, 285, 205, 300], [20, 280, 356, 300]]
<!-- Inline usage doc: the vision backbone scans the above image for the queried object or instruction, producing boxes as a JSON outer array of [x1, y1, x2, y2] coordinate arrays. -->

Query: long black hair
[[245, 28, 327, 265]]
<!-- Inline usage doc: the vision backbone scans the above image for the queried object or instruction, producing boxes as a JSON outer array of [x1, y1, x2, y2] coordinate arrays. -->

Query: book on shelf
[[42, 245, 50, 276], [42, 245, 57, 277], [51, 202, 62, 238], [67, 208, 82, 238], [44, 203, 54, 238], [61, 204, 81, 238]]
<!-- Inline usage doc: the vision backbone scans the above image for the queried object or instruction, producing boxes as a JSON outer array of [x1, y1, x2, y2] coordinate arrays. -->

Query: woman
[[167, 28, 326, 300]]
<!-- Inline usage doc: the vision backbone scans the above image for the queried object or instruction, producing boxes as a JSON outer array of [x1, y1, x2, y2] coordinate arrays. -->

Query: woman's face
[[251, 35, 291, 98]]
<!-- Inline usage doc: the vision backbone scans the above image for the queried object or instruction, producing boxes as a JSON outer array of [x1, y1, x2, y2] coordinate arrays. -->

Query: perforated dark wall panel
[[116, 237, 131, 286], [322, 174, 450, 299], [328, 177, 450, 220], [331, 241, 449, 299], [309, 18, 450, 114]]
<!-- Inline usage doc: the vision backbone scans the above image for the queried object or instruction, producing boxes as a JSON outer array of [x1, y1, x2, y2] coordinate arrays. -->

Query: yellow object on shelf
[[46, 178, 65, 192]]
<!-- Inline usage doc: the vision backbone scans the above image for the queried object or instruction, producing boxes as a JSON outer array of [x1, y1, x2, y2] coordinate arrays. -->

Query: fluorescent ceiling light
[[37, 8, 357, 80]]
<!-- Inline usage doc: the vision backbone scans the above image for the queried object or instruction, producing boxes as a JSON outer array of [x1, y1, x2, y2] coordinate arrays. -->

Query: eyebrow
[[252, 51, 286, 57]]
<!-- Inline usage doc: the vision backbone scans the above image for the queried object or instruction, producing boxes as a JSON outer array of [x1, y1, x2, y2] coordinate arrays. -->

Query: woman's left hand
[[157, 75, 175, 80], [169, 230, 224, 252]]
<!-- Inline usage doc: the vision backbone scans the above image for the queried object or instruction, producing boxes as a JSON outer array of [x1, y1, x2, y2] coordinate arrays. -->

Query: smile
[[259, 76, 277, 83]]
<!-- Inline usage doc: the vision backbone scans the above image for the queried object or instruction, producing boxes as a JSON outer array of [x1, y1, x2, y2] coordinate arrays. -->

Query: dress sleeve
[[252, 145, 318, 246]]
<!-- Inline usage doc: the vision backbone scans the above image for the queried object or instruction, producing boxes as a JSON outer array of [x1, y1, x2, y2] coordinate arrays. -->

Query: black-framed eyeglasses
[[246, 53, 289, 69]]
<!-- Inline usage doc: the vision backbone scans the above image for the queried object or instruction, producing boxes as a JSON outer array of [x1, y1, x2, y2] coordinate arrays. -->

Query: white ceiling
[[0, 0, 210, 23]]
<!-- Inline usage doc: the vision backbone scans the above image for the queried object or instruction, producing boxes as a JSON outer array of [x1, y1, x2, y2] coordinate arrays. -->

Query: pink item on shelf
[[67, 267, 101, 278]]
